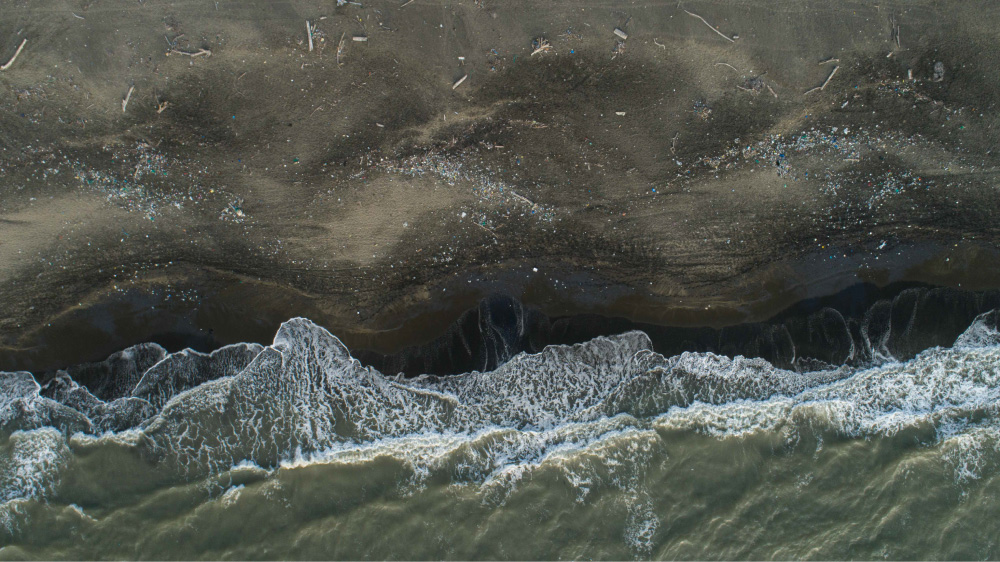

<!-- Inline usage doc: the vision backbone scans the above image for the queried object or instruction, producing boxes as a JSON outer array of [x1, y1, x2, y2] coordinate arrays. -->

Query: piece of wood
[[683, 10, 735, 43], [804, 65, 838, 95], [0, 38, 27, 71], [306, 21, 314, 52], [122, 85, 134, 113], [452, 74, 468, 89], [510, 191, 536, 207], [168, 47, 212, 58], [614, 28, 628, 40], [531, 38, 552, 56], [820, 65, 839, 89]]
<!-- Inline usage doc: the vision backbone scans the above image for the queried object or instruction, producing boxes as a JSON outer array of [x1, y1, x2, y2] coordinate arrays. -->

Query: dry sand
[[2, 0, 1000, 367]]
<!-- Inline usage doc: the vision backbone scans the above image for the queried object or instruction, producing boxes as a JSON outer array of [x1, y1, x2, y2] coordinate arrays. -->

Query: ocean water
[[2, 312, 1000, 560]]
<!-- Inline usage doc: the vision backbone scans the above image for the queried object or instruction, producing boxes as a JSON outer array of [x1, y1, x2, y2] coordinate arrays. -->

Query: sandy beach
[[2, 0, 1000, 370]]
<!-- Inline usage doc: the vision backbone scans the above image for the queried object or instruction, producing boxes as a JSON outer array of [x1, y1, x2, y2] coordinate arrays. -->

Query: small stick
[[336, 32, 346, 65], [122, 85, 134, 113], [530, 38, 552, 56], [156, 100, 171, 113], [766, 84, 777, 98], [510, 191, 536, 206], [72, 12, 85, 20], [804, 65, 838, 95], [820, 65, 838, 89], [306, 20, 313, 52], [683, 10, 735, 43], [818, 57, 839, 65], [0, 39, 27, 71], [476, 222, 498, 237], [400, 0, 415, 6], [452, 74, 467, 89], [168, 47, 212, 57], [714, 62, 738, 71], [653, 38, 666, 49]]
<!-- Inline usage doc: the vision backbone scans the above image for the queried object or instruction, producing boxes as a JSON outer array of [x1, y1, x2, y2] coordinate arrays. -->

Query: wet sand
[[2, 0, 1000, 373]]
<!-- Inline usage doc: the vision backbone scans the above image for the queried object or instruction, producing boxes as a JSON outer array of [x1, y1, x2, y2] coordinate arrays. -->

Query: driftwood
[[122, 85, 135, 113], [0, 38, 27, 71], [683, 10, 735, 43], [805, 65, 839, 95]]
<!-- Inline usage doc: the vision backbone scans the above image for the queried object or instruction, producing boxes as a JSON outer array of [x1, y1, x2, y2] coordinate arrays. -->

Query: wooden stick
[[804, 65, 838, 95], [818, 57, 839, 65], [653, 38, 666, 49], [530, 38, 552, 56], [400, 0, 415, 6], [714, 62, 738, 71], [452, 74, 467, 89], [510, 191, 536, 206], [820, 65, 838, 89], [168, 47, 212, 57], [306, 21, 313, 52], [336, 32, 346, 65], [683, 10, 735, 43], [1, 39, 27, 71], [122, 85, 134, 113]]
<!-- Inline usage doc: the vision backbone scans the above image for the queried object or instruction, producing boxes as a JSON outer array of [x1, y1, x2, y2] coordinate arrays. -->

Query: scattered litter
[[612, 40, 626, 59], [353, 35, 368, 42], [615, 111, 626, 116], [933, 61, 945, 82]]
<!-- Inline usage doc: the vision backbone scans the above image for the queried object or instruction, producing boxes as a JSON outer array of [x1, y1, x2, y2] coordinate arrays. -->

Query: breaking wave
[[2, 310, 1000, 557]]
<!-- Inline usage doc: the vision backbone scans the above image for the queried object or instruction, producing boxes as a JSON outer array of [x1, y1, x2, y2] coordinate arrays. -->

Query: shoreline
[[5, 238, 999, 377]]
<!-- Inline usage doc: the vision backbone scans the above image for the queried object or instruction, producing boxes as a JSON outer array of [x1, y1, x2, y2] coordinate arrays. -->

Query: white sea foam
[[0, 428, 70, 533], [2, 310, 1000, 548]]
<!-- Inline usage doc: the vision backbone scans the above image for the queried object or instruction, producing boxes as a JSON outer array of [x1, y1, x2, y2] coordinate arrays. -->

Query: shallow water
[[2, 313, 1000, 559]]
